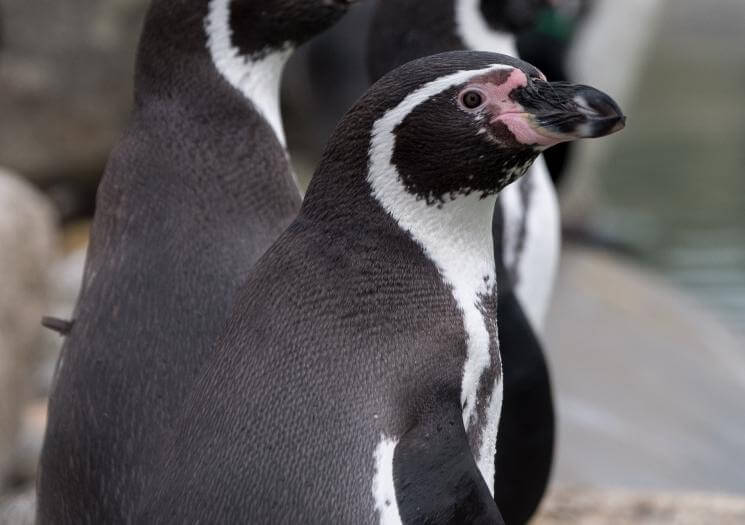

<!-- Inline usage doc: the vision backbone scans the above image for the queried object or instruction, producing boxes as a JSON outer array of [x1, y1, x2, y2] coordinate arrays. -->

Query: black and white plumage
[[139, 51, 624, 524], [369, 0, 557, 335], [36, 0, 353, 522], [368, 1, 560, 522]]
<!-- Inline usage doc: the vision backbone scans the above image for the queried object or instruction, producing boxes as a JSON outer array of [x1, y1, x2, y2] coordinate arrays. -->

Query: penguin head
[[227, 0, 358, 53], [360, 51, 625, 204]]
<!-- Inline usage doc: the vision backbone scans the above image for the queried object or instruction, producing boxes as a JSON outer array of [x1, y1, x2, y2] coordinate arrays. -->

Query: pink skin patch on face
[[497, 114, 559, 147], [464, 68, 562, 148]]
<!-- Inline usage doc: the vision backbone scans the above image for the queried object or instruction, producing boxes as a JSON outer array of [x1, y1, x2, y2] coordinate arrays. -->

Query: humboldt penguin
[[368, 1, 561, 521], [138, 51, 625, 523], [37, 0, 355, 522]]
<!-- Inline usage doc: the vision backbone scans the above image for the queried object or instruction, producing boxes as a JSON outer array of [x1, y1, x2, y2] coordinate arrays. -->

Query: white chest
[[499, 157, 560, 332], [371, 187, 504, 495]]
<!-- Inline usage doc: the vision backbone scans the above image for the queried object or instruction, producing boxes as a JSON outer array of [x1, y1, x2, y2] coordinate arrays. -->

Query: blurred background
[[0, 0, 744, 522]]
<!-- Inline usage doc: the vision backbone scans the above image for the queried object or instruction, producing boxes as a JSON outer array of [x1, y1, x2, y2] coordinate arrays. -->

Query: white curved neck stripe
[[368, 65, 509, 280], [368, 65, 513, 506], [455, 0, 518, 57], [205, 0, 292, 147]]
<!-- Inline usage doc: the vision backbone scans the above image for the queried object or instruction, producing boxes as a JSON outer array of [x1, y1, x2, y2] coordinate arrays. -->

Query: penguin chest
[[498, 157, 560, 331], [456, 276, 502, 494]]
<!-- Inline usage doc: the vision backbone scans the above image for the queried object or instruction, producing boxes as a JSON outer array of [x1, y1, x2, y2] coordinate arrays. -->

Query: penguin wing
[[393, 394, 506, 525]]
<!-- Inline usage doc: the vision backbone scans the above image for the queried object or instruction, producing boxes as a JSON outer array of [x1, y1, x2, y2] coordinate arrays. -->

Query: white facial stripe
[[454, 0, 519, 57], [373, 436, 403, 525], [368, 64, 510, 493], [205, 0, 292, 147]]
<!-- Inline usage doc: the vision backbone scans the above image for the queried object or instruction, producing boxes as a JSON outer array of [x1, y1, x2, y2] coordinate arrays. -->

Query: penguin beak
[[515, 81, 626, 143]]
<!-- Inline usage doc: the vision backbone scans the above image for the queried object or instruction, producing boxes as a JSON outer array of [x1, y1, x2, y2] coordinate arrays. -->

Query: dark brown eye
[[462, 90, 484, 109]]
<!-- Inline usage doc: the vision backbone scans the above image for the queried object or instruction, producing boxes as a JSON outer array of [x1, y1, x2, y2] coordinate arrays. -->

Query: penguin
[[367, 1, 561, 522], [37, 0, 355, 522], [138, 51, 625, 523]]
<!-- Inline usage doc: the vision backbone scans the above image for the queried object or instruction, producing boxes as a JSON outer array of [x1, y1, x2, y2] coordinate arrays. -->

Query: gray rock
[[0, 168, 56, 483], [0, 0, 149, 181]]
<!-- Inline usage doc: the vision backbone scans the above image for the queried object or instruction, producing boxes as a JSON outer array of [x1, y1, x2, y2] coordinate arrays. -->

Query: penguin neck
[[134, 0, 291, 148], [367, 129, 501, 493], [368, 169, 498, 306], [205, 0, 292, 147], [388, 190, 498, 288], [454, 0, 519, 57]]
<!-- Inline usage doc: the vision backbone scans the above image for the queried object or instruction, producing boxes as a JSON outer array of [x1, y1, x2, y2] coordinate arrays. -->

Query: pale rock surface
[[0, 168, 56, 484]]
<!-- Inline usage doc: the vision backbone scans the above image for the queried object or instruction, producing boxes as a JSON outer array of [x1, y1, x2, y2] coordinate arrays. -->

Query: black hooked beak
[[514, 80, 626, 142]]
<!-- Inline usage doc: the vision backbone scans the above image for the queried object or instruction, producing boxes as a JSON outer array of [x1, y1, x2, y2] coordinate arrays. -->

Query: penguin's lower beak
[[515, 81, 626, 144]]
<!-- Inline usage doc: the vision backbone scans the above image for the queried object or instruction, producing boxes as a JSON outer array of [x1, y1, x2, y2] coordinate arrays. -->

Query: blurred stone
[[0, 0, 149, 181], [0, 489, 35, 525], [535, 487, 745, 524], [0, 168, 56, 485]]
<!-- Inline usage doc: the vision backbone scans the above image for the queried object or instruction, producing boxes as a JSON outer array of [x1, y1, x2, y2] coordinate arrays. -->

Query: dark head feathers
[[304, 51, 545, 210], [367, 0, 552, 82]]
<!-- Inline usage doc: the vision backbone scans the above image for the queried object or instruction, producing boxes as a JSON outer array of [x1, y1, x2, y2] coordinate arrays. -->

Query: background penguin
[[138, 51, 624, 524], [37, 0, 355, 521], [368, 1, 561, 521], [516, 0, 595, 183]]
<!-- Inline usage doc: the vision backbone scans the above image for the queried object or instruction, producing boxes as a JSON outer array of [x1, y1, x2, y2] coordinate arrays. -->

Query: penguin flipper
[[393, 395, 505, 525], [493, 288, 555, 525]]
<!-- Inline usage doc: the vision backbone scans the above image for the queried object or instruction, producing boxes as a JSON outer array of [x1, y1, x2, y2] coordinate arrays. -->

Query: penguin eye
[[461, 90, 485, 110]]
